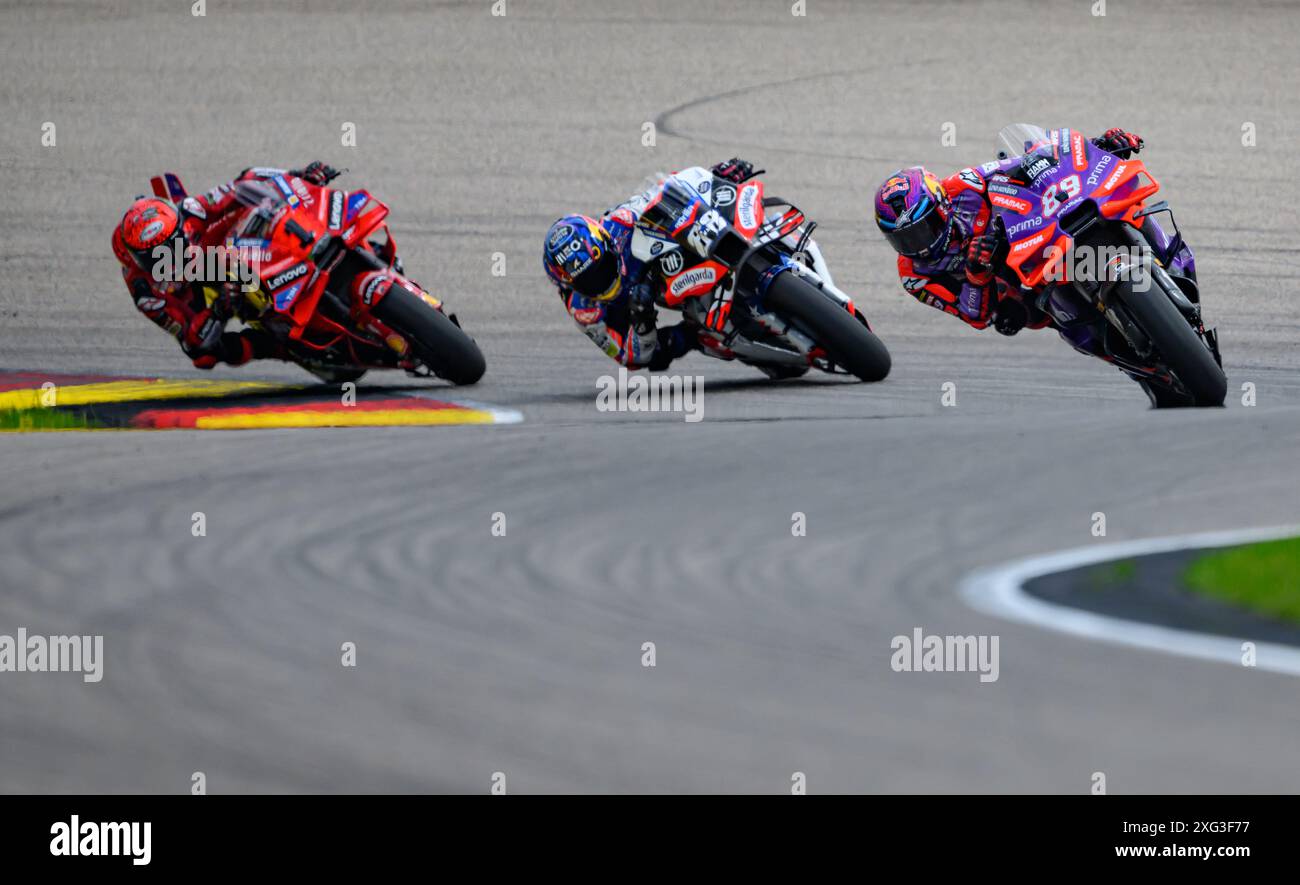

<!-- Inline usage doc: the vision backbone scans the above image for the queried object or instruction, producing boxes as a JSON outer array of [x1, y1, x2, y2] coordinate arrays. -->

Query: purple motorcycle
[[986, 124, 1224, 407]]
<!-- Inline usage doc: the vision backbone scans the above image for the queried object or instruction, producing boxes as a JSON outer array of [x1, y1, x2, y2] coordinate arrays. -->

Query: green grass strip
[[0, 408, 93, 431], [1184, 537, 1300, 624]]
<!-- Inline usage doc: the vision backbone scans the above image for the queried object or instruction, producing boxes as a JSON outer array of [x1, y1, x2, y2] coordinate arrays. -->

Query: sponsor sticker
[[1006, 215, 1045, 238], [1010, 230, 1050, 256], [1023, 156, 1054, 181], [880, 175, 910, 199], [548, 224, 573, 249], [735, 183, 760, 231], [989, 192, 1032, 214], [713, 184, 736, 207], [668, 265, 718, 299], [360, 272, 388, 305], [1086, 154, 1114, 187], [266, 262, 307, 291], [329, 191, 345, 230], [274, 282, 303, 311], [1071, 131, 1088, 171], [659, 250, 684, 275]]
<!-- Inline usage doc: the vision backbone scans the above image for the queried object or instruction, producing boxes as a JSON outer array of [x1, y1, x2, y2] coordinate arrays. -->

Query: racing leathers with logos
[[110, 163, 339, 368], [555, 160, 762, 371], [895, 128, 1146, 342]]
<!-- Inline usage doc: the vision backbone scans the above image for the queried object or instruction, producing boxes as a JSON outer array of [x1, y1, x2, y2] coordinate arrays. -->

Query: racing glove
[[290, 161, 343, 186], [710, 158, 764, 184], [1092, 129, 1144, 159], [993, 297, 1028, 337], [648, 324, 698, 372], [965, 229, 999, 287], [628, 281, 657, 332]]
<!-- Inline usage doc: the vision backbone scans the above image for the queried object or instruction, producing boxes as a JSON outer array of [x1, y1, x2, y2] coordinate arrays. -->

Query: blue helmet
[[543, 215, 621, 300]]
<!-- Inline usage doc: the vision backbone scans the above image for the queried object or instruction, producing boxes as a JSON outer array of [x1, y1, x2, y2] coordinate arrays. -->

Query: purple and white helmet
[[874, 166, 954, 261]]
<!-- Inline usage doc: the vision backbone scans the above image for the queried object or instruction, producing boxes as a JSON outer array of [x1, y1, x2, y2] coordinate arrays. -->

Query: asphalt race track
[[2, 0, 1300, 793]]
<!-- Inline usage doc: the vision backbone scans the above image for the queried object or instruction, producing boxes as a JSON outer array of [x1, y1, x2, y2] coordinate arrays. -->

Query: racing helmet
[[542, 215, 621, 301], [874, 167, 954, 261], [118, 196, 183, 276]]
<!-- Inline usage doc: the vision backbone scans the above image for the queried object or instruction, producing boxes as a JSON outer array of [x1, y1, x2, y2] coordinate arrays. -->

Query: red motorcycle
[[152, 171, 485, 385]]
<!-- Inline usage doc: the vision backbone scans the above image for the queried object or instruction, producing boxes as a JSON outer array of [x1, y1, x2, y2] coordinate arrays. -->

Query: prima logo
[[1006, 215, 1044, 238], [596, 366, 704, 423], [1086, 154, 1114, 187]]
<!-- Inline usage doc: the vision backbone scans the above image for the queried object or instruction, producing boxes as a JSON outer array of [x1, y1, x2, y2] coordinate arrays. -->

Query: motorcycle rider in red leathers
[[110, 162, 340, 369]]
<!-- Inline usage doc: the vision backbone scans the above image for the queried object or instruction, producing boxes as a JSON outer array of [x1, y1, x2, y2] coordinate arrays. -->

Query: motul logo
[[1103, 164, 1127, 191], [1012, 230, 1049, 254], [669, 266, 717, 297]]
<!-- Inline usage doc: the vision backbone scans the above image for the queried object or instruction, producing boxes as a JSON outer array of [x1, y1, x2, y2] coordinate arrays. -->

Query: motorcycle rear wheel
[[372, 284, 486, 386], [1110, 270, 1225, 407], [763, 272, 891, 382]]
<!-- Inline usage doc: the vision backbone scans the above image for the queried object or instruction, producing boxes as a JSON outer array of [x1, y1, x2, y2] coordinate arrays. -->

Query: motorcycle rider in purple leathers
[[873, 128, 1147, 344]]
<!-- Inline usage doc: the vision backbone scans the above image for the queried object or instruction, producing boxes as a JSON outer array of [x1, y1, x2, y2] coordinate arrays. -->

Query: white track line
[[959, 525, 1300, 676]]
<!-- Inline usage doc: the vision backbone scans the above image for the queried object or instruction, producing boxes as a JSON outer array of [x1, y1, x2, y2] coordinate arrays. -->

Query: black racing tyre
[[763, 272, 891, 382], [1112, 276, 1225, 407], [1138, 378, 1195, 409], [372, 284, 486, 385]]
